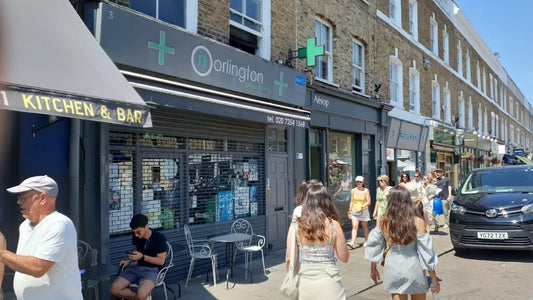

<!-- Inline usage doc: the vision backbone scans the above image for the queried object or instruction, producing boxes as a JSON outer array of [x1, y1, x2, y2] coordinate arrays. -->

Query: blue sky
[[455, 0, 533, 106]]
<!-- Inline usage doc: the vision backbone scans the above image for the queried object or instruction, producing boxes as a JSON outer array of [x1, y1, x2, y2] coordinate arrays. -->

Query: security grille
[[108, 109, 265, 235]]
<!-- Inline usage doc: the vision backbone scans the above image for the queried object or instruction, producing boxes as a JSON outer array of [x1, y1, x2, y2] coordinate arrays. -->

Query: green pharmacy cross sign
[[296, 38, 325, 67]]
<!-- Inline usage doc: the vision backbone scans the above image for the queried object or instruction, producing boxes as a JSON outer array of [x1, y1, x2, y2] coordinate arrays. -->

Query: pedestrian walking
[[347, 176, 371, 248], [285, 181, 349, 300], [435, 169, 452, 225], [1, 175, 82, 299], [372, 175, 391, 224], [365, 185, 440, 300]]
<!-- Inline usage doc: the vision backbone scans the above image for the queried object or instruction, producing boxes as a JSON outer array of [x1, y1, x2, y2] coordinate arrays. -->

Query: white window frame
[[482, 67, 487, 95], [408, 0, 418, 40], [432, 80, 440, 119], [491, 111, 496, 135], [442, 28, 449, 64], [352, 40, 365, 92], [444, 86, 451, 124], [495, 114, 500, 137], [229, 0, 270, 59], [494, 79, 498, 104], [390, 0, 401, 27], [489, 73, 494, 99], [510, 97, 514, 115], [476, 61, 481, 89], [467, 96, 473, 130], [131, 0, 198, 31], [466, 49, 471, 82], [409, 67, 420, 113], [390, 55, 403, 107], [430, 16, 438, 56], [315, 19, 333, 83], [483, 107, 488, 134], [503, 90, 507, 111], [458, 92, 465, 128], [457, 40, 463, 77], [478, 104, 483, 132]]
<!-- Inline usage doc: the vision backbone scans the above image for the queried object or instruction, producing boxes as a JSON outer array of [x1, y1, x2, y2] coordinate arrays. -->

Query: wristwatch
[[142, 254, 145, 261]]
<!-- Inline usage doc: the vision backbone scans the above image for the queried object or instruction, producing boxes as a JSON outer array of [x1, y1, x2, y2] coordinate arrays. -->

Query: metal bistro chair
[[77, 240, 99, 299], [128, 241, 176, 300], [184, 224, 218, 287], [231, 219, 266, 281]]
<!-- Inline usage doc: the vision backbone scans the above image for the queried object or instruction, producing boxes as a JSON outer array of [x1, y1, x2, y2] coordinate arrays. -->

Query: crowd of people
[[287, 169, 448, 299]]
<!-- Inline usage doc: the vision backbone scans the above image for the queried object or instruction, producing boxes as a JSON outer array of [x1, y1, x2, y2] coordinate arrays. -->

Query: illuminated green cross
[[148, 31, 175, 65], [274, 72, 288, 96], [297, 38, 325, 67]]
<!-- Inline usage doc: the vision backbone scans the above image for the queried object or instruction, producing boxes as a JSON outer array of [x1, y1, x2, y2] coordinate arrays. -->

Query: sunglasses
[[356, 181, 363, 183]]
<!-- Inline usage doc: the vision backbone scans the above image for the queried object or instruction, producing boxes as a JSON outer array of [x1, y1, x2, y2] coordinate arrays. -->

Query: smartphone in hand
[[124, 251, 133, 255]]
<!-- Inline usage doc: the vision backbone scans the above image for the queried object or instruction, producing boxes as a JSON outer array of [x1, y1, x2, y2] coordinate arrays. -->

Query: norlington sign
[[96, 2, 306, 107]]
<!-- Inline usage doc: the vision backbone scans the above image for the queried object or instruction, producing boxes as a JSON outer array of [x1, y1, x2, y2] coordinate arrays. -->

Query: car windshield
[[461, 167, 533, 194]]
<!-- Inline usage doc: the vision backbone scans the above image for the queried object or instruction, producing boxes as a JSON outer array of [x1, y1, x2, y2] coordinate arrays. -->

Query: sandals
[[346, 243, 356, 250]]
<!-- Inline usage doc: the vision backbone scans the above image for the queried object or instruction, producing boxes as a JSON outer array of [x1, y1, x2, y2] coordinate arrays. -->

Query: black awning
[[0, 0, 152, 128]]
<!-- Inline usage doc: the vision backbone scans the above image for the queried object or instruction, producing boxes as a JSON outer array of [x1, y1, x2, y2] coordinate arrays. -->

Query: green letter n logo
[[191, 45, 213, 77], [197, 54, 208, 68]]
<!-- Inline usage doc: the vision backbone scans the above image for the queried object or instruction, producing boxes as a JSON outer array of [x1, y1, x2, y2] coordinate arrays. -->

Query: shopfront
[[386, 109, 429, 185], [86, 1, 309, 282], [306, 87, 390, 229], [430, 127, 456, 185]]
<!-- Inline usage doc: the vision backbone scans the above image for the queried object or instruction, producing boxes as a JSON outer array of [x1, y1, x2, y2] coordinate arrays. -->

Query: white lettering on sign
[[267, 115, 306, 128], [313, 95, 330, 108]]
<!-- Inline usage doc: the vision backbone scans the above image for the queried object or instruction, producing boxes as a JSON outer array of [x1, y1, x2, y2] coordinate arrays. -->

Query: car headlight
[[522, 204, 533, 214], [451, 202, 466, 215]]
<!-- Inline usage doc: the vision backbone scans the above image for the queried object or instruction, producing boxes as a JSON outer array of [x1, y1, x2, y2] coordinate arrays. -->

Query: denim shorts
[[120, 265, 158, 284]]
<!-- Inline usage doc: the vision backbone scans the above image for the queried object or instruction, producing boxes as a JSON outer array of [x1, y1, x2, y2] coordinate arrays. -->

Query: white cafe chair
[[184, 224, 218, 287], [231, 219, 266, 280]]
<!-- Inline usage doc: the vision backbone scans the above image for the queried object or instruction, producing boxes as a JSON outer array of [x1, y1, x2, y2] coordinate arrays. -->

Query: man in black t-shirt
[[435, 169, 452, 226], [110, 214, 167, 300]]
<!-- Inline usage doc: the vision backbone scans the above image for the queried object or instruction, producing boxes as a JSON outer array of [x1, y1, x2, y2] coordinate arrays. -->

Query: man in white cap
[[0, 175, 82, 299]]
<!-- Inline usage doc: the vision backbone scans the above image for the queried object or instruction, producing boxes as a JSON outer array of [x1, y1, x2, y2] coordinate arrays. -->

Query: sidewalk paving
[[178, 226, 453, 300]]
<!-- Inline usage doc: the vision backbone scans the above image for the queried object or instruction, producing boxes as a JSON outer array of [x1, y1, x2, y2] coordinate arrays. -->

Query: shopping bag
[[433, 197, 444, 215]]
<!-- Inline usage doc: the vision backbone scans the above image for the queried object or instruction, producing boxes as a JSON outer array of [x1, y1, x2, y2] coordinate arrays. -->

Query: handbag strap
[[288, 224, 297, 271]]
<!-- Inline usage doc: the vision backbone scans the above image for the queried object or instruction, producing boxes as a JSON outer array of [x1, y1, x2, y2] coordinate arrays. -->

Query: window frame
[[432, 80, 440, 119], [409, 67, 420, 113], [443, 86, 451, 124], [352, 40, 365, 92], [408, 0, 418, 40], [458, 92, 465, 129], [430, 16, 438, 56], [229, 0, 271, 59], [315, 19, 333, 83], [390, 55, 403, 107]]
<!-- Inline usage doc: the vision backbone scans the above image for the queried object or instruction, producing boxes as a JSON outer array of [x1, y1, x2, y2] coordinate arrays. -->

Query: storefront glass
[[328, 132, 353, 202]]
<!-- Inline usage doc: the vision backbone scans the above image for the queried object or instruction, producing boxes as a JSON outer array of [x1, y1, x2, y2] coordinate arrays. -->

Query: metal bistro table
[[81, 264, 119, 299], [209, 232, 252, 289]]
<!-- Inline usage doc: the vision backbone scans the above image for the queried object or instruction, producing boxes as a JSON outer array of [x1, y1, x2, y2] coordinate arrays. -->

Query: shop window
[[329, 132, 353, 202]]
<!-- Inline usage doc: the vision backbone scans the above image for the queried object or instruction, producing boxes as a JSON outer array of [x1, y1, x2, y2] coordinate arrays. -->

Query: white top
[[292, 205, 302, 222], [14, 211, 82, 300]]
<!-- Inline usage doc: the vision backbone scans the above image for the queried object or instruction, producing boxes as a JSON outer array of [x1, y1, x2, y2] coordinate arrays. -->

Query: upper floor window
[[409, 67, 420, 113], [509, 97, 514, 116], [482, 67, 487, 95], [443, 86, 451, 123], [477, 104, 482, 132], [230, 0, 270, 58], [390, 0, 401, 27], [503, 89, 507, 111], [457, 40, 463, 76], [489, 73, 494, 99], [483, 107, 488, 133], [390, 55, 403, 106], [467, 97, 473, 130], [352, 40, 365, 92], [491, 112, 496, 135], [430, 16, 438, 56], [432, 80, 440, 119], [442, 29, 449, 64], [465, 49, 471, 82], [494, 79, 498, 104], [315, 20, 333, 82], [408, 0, 418, 40], [476, 61, 481, 89], [458, 92, 465, 128], [130, 0, 188, 28]]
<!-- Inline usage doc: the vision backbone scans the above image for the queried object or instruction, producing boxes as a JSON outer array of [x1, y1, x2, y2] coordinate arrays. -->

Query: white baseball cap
[[7, 175, 59, 197], [355, 176, 364, 182]]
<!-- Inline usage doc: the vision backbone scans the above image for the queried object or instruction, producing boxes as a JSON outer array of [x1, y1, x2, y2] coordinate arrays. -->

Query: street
[[351, 247, 533, 299]]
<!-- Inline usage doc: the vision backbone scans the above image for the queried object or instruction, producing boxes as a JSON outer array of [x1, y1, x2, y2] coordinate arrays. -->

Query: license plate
[[477, 232, 508, 239]]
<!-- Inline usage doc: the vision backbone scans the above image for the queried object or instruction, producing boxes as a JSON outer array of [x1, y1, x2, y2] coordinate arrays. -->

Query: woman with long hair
[[291, 179, 321, 222], [365, 186, 440, 300], [285, 181, 349, 300]]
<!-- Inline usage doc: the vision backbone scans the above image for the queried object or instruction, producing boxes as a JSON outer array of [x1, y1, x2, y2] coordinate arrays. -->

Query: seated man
[[110, 214, 167, 300]]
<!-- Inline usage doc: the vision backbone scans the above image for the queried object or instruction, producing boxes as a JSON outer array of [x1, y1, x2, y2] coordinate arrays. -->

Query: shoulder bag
[[280, 224, 299, 299]]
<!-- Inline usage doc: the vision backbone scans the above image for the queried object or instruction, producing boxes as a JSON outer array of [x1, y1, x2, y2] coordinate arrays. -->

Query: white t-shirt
[[14, 211, 82, 300], [292, 205, 302, 222]]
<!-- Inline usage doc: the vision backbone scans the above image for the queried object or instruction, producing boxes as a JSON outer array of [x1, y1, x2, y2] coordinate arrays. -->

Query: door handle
[[274, 206, 284, 212]]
